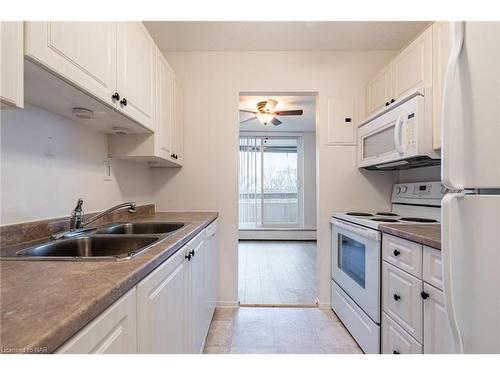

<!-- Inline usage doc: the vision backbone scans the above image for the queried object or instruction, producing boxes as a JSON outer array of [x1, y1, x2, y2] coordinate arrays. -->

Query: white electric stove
[[329, 181, 442, 354]]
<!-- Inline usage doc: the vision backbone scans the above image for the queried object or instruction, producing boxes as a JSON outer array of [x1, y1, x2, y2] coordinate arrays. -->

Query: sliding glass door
[[239, 135, 302, 229]]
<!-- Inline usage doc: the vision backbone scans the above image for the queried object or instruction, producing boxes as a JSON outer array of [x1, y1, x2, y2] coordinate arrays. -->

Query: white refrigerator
[[441, 21, 500, 353]]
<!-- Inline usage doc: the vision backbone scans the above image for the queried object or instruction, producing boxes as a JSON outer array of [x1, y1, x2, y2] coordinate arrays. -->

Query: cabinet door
[[24, 22, 117, 107], [422, 246, 443, 290], [56, 288, 137, 354], [172, 75, 184, 164], [432, 21, 451, 150], [189, 233, 206, 353], [0, 22, 23, 108], [204, 221, 218, 337], [392, 27, 433, 100], [383, 261, 423, 342], [367, 64, 392, 115], [137, 247, 188, 353], [423, 283, 455, 353], [155, 48, 174, 160], [117, 22, 155, 131]]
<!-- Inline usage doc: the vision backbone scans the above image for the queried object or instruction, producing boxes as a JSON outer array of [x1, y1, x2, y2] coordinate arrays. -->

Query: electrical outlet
[[103, 160, 112, 181]]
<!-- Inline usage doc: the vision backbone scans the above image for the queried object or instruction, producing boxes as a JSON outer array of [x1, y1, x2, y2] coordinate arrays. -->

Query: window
[[239, 135, 303, 228]]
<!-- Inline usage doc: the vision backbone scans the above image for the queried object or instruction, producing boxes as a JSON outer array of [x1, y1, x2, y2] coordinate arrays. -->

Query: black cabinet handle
[[112, 92, 120, 101], [120, 98, 127, 106], [393, 249, 401, 256], [185, 253, 191, 261], [393, 294, 401, 301], [390, 98, 396, 103], [189, 250, 195, 257], [421, 291, 429, 300], [385, 101, 390, 106], [393, 350, 400, 354]]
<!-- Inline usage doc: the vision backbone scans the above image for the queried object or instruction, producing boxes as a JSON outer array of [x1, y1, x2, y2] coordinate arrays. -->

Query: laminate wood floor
[[203, 307, 362, 354], [238, 240, 317, 305]]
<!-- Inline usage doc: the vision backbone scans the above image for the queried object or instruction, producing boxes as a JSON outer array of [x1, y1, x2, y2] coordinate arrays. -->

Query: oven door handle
[[330, 218, 381, 241]]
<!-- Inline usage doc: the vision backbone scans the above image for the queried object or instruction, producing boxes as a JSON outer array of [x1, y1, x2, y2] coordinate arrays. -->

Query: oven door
[[330, 218, 381, 323]]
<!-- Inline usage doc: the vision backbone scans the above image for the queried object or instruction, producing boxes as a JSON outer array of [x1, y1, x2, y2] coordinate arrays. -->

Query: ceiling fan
[[239, 99, 303, 126]]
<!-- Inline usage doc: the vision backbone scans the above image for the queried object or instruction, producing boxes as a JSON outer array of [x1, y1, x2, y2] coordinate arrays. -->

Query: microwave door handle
[[394, 114, 404, 153]]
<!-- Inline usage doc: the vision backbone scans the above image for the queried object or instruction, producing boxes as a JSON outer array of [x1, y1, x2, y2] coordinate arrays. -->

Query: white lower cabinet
[[56, 288, 137, 354], [56, 223, 218, 354], [381, 234, 454, 354], [136, 244, 189, 353], [423, 282, 455, 354], [382, 313, 422, 354]]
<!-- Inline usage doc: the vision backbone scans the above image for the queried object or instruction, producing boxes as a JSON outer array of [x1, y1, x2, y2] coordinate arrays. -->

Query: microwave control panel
[[405, 112, 417, 151]]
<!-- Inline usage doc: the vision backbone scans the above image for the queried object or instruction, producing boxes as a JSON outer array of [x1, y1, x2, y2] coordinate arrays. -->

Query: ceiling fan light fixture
[[257, 113, 274, 125]]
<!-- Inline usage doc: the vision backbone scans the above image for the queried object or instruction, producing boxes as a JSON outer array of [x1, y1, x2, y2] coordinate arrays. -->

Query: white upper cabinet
[[24, 22, 117, 107], [0, 21, 24, 108], [116, 22, 155, 131], [366, 25, 434, 118], [392, 27, 433, 100], [156, 48, 174, 160], [367, 64, 393, 115], [431, 21, 451, 150], [172, 76, 184, 164]]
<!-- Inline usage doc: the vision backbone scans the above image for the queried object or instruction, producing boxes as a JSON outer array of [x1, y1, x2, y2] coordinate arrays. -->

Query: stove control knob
[[401, 185, 408, 193], [396, 187, 401, 194]]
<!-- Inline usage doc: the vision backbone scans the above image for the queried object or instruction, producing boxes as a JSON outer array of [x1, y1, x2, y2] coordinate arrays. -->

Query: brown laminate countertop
[[0, 211, 217, 353], [379, 223, 441, 250]]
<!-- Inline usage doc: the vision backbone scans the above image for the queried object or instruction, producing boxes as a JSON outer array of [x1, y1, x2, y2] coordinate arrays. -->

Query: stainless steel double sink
[[7, 222, 186, 261]]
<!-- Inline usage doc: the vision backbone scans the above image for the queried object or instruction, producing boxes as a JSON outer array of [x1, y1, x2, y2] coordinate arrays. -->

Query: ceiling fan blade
[[265, 99, 278, 112], [239, 109, 258, 114], [270, 117, 282, 126], [273, 110, 303, 116], [240, 116, 257, 124]]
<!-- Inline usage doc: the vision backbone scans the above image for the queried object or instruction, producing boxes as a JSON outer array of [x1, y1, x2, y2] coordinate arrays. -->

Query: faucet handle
[[70, 198, 85, 230], [128, 202, 137, 214]]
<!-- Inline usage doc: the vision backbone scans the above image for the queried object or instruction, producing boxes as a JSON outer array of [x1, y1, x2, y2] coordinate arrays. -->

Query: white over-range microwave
[[357, 90, 440, 170]]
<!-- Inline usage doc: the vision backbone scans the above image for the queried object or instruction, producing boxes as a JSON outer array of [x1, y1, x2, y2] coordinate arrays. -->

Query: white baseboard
[[216, 300, 240, 308], [317, 299, 332, 310], [239, 229, 316, 241]]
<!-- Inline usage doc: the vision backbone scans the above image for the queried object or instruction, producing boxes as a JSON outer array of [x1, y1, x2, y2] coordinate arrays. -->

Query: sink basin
[[95, 222, 185, 235], [14, 235, 160, 260]]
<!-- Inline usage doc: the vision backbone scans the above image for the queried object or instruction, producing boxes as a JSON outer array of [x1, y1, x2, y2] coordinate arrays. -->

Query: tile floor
[[203, 307, 363, 354], [238, 241, 317, 305]]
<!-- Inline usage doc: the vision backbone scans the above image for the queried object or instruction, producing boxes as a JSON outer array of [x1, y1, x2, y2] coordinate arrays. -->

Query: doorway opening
[[238, 93, 318, 306]]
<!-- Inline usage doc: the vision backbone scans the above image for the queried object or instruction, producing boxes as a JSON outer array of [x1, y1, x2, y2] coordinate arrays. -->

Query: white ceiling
[[239, 95, 315, 132], [145, 21, 430, 52]]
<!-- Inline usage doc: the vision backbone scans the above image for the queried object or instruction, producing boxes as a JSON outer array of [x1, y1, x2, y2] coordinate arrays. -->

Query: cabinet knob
[[385, 101, 390, 106], [120, 98, 128, 106], [185, 253, 191, 261], [393, 249, 401, 256], [393, 350, 400, 354], [393, 294, 401, 301], [189, 250, 195, 257], [421, 291, 430, 300], [390, 98, 396, 103], [112, 92, 120, 101]]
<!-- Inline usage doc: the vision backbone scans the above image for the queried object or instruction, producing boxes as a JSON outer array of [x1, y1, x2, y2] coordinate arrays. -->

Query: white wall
[[0, 104, 154, 224], [152, 51, 399, 307], [303, 131, 316, 230]]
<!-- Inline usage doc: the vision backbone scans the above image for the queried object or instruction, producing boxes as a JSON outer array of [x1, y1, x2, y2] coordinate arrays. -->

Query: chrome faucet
[[52, 199, 137, 240]]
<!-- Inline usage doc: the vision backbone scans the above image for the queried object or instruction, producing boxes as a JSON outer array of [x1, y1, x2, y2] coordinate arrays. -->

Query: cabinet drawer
[[383, 261, 423, 342], [382, 312, 422, 354], [383, 234, 423, 278], [423, 246, 443, 290]]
